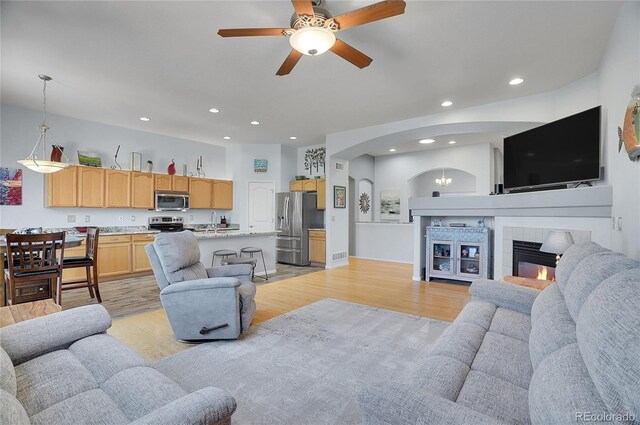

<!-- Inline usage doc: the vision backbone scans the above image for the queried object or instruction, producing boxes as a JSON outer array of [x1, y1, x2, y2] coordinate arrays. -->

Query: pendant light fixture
[[435, 169, 452, 187], [17, 74, 70, 173]]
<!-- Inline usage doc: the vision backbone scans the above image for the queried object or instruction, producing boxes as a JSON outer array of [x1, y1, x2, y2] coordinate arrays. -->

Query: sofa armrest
[[0, 305, 111, 366], [359, 385, 505, 425], [130, 387, 236, 425], [206, 264, 253, 279], [469, 279, 540, 315], [160, 277, 240, 296]]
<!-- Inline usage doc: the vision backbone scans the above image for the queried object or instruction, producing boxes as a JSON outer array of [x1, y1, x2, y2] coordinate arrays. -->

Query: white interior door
[[248, 181, 275, 232]]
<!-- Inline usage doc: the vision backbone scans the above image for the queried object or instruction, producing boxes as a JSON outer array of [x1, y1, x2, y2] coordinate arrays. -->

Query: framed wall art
[[334, 185, 346, 208]]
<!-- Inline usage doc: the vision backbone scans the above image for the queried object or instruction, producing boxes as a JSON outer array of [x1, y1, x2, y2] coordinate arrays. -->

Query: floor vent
[[332, 251, 348, 261], [335, 162, 344, 171]]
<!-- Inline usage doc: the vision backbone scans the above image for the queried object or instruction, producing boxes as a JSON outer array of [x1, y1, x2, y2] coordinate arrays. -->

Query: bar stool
[[212, 249, 237, 267], [61, 227, 101, 303], [240, 247, 268, 281]]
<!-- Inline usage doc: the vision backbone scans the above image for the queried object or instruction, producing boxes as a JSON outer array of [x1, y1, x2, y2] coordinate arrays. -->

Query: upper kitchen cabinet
[[302, 179, 317, 192], [105, 169, 131, 208], [189, 177, 213, 209], [45, 165, 78, 207], [172, 175, 189, 192], [316, 178, 326, 210], [290, 180, 303, 191], [212, 180, 233, 210], [131, 172, 154, 209], [154, 174, 172, 191], [78, 166, 105, 208]]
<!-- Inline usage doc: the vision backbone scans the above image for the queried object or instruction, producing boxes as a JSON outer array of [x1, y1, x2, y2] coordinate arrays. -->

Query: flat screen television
[[503, 106, 601, 192]]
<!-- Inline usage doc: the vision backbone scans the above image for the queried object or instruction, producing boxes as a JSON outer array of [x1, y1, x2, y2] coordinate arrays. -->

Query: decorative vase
[[51, 145, 64, 162], [167, 160, 176, 175]]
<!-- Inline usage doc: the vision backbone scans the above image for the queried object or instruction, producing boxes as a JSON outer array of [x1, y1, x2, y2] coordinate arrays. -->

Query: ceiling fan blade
[[291, 0, 315, 17], [276, 49, 304, 76], [330, 39, 373, 69], [329, 0, 406, 31], [218, 28, 289, 37]]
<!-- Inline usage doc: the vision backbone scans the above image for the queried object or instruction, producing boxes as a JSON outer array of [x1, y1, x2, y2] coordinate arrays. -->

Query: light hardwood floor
[[108, 258, 471, 361]]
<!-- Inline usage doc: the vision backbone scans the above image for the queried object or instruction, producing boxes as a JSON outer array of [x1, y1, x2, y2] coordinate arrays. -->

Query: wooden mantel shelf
[[409, 186, 612, 218]]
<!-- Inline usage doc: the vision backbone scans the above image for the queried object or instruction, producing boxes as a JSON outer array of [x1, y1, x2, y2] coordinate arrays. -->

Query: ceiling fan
[[218, 0, 407, 76]]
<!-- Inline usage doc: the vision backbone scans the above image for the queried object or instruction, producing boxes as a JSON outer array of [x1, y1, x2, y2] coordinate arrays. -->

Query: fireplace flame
[[536, 266, 549, 281]]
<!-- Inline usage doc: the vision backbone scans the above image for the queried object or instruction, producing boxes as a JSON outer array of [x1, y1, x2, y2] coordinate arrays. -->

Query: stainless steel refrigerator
[[276, 192, 324, 266]]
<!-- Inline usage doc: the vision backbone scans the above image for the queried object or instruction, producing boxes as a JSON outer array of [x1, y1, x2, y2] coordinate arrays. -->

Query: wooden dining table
[[0, 235, 83, 306]]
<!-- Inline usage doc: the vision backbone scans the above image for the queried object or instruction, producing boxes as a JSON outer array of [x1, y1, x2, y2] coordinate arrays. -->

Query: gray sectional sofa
[[360, 242, 640, 424], [0, 305, 236, 425]]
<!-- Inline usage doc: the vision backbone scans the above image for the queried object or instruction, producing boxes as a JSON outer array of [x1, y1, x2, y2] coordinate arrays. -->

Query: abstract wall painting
[[0, 168, 23, 206], [380, 190, 401, 221]]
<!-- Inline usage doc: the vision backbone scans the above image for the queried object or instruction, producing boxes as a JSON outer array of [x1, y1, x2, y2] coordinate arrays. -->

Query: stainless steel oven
[[154, 191, 189, 211]]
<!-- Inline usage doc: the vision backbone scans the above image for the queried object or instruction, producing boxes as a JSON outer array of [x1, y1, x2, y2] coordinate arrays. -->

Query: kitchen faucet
[[210, 210, 218, 234]]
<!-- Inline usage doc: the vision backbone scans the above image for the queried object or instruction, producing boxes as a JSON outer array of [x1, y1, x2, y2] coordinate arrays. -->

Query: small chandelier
[[17, 75, 70, 173], [435, 169, 452, 187]]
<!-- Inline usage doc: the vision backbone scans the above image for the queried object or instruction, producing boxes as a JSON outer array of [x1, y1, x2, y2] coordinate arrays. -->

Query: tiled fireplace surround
[[501, 226, 592, 279]]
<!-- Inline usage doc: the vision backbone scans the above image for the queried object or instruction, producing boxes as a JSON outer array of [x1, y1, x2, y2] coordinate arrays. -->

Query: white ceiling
[[1, 1, 621, 151]]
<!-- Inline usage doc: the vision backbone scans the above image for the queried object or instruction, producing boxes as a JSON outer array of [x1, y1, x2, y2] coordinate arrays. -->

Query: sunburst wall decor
[[359, 193, 370, 214]]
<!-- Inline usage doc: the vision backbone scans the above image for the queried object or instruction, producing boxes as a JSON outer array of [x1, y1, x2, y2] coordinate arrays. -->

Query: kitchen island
[[193, 230, 277, 277]]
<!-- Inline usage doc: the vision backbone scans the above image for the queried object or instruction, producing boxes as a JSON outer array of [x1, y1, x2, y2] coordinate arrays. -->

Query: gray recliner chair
[[145, 231, 256, 341]]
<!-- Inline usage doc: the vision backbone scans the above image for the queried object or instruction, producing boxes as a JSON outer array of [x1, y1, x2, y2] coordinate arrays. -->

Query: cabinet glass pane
[[459, 243, 481, 275], [432, 242, 452, 273]]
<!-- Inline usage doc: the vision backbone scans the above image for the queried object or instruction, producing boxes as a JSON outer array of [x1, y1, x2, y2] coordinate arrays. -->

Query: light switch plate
[[84, 215, 90, 223]]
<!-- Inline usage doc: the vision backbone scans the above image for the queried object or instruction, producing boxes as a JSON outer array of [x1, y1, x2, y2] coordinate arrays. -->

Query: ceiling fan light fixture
[[289, 27, 336, 56]]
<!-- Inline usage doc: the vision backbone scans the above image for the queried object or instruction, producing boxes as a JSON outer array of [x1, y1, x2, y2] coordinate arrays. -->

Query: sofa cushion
[[153, 232, 207, 284], [0, 389, 29, 425], [68, 334, 147, 384], [101, 366, 188, 420], [529, 299, 576, 370], [15, 349, 98, 416], [0, 347, 16, 396], [529, 343, 607, 425], [427, 322, 487, 367], [554, 242, 608, 292], [454, 301, 496, 331], [489, 307, 531, 343], [29, 389, 129, 425], [457, 370, 531, 425], [413, 355, 470, 401], [530, 283, 564, 325], [576, 268, 640, 418], [471, 332, 532, 389], [564, 251, 640, 321]]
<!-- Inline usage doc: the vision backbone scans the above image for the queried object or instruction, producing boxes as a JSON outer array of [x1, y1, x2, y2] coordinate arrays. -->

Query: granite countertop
[[308, 228, 326, 231], [192, 230, 277, 239]]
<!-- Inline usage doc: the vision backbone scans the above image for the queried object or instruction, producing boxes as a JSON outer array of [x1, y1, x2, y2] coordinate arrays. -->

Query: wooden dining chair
[[61, 227, 101, 303], [4, 232, 65, 305]]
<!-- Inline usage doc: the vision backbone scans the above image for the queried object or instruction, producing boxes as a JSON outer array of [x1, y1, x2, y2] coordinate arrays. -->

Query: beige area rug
[[62, 264, 324, 319], [153, 299, 449, 425]]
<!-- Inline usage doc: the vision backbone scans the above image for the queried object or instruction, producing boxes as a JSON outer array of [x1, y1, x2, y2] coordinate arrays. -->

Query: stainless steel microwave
[[154, 191, 189, 211]]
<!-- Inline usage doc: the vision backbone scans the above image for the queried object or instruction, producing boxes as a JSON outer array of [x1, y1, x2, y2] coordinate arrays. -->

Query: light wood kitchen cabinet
[[212, 180, 233, 210], [105, 170, 131, 208], [131, 233, 155, 272], [46, 165, 78, 207], [78, 167, 105, 208], [172, 175, 190, 192], [154, 174, 172, 191], [290, 180, 303, 191], [189, 178, 213, 209], [98, 235, 132, 278], [302, 179, 317, 191], [316, 178, 326, 210], [131, 172, 154, 209], [61, 240, 87, 283], [309, 230, 326, 264]]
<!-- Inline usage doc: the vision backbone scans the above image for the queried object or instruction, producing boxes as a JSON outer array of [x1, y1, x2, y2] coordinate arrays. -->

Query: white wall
[[598, 1, 640, 259], [0, 104, 227, 229], [325, 155, 349, 268], [409, 169, 477, 198], [373, 143, 493, 222]]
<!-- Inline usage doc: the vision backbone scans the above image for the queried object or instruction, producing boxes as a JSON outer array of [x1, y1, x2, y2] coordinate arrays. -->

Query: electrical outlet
[[67, 215, 76, 223], [331, 215, 335, 222], [131, 216, 136, 222], [118, 216, 125, 222], [189, 215, 194, 221], [84, 215, 90, 223]]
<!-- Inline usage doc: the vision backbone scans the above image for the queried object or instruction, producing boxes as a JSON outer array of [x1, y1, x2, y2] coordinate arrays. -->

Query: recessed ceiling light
[[139, 117, 150, 122], [289, 136, 297, 140], [419, 139, 435, 144], [389, 148, 397, 152], [449, 140, 456, 144], [441, 100, 453, 107], [223, 136, 231, 140], [250, 120, 260, 125], [209, 108, 220, 113], [509, 78, 524, 86]]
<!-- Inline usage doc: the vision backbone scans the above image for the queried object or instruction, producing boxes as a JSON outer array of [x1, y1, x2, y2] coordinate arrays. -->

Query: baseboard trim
[[255, 269, 277, 277], [351, 256, 413, 265]]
